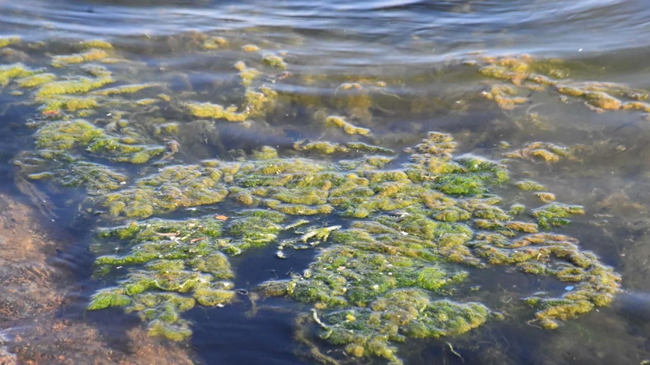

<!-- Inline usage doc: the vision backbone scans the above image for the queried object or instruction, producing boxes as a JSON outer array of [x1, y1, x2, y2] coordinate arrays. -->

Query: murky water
[[1, 0, 650, 364]]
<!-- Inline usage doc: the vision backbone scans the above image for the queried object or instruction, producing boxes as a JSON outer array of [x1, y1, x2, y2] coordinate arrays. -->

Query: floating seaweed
[[0, 35, 624, 365], [81, 134, 619, 364]]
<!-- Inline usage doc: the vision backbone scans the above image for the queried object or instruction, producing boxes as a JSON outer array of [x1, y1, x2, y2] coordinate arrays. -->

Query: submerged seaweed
[[1, 35, 627, 365], [84, 134, 619, 363], [475, 54, 650, 114]]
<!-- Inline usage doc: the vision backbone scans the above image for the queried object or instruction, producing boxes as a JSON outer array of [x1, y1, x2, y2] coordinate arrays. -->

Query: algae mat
[[0, 30, 642, 365]]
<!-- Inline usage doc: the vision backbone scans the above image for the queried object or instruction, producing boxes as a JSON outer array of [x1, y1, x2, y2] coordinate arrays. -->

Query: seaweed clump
[[25, 121, 618, 362], [89, 210, 294, 339], [16, 73, 57, 88], [325, 115, 371, 136], [504, 141, 574, 164], [14, 118, 167, 196], [25, 161, 127, 195], [0, 63, 38, 86], [100, 164, 228, 218], [202, 36, 228, 50], [27, 119, 165, 164], [262, 53, 286, 69], [246, 133, 619, 363], [476, 54, 650, 113], [51, 48, 109, 67], [35, 76, 114, 98], [2, 38, 621, 363], [183, 101, 248, 122], [89, 217, 233, 340]]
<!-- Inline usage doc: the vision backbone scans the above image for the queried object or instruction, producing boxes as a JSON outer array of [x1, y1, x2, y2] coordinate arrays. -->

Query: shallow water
[[1, 0, 650, 364]]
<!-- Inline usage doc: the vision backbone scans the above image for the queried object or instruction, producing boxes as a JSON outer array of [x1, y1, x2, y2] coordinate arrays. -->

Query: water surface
[[1, 1, 650, 364]]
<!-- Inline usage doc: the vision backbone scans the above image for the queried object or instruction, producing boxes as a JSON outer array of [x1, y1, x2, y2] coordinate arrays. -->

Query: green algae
[[88, 287, 132, 310], [23, 116, 170, 178], [30, 119, 165, 164], [137, 98, 158, 106], [79, 131, 620, 363], [92, 83, 161, 96], [242, 44, 260, 52], [347, 142, 395, 155], [100, 164, 228, 218], [27, 161, 127, 194], [294, 141, 349, 154], [245, 86, 277, 118], [481, 84, 528, 110], [234, 61, 261, 87], [16, 73, 57, 88], [516, 180, 546, 191], [248, 132, 618, 362], [0, 36, 20, 48], [294, 140, 395, 156], [89, 212, 294, 338], [39, 95, 99, 112], [81, 64, 113, 78], [260, 211, 490, 363], [34, 119, 106, 151], [316, 289, 492, 364], [262, 53, 286, 69], [51, 48, 109, 67], [531, 203, 585, 228], [78, 39, 114, 50], [476, 54, 649, 114], [536, 192, 556, 203], [184, 101, 248, 122], [154, 122, 178, 135], [504, 141, 573, 164], [35, 76, 114, 98], [87, 137, 166, 164], [252, 146, 279, 160], [202, 36, 228, 50], [2, 39, 624, 364], [0, 63, 38, 86], [325, 116, 371, 136], [129, 292, 197, 341]]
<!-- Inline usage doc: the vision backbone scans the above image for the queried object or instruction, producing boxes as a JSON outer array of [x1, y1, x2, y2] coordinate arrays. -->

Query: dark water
[[2, 0, 650, 364]]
